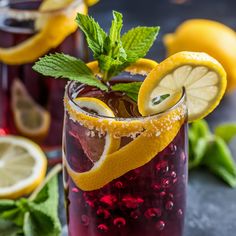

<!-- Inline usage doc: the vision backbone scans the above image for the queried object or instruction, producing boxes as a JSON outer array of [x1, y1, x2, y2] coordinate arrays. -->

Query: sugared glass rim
[[0, 0, 84, 16], [65, 79, 187, 121]]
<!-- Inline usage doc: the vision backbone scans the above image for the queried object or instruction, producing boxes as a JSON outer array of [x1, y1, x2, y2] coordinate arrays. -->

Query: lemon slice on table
[[0, 136, 47, 199], [138, 51, 227, 121], [0, 0, 87, 65], [11, 79, 50, 142]]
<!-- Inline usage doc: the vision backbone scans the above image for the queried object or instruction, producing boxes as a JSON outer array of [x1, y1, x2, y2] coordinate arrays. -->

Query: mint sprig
[[0, 165, 62, 236], [33, 11, 159, 91], [33, 53, 108, 91], [189, 119, 236, 187]]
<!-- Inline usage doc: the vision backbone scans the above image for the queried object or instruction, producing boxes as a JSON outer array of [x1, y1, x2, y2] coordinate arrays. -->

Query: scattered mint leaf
[[23, 175, 61, 236], [121, 26, 160, 62], [189, 119, 236, 187], [0, 165, 62, 236], [76, 14, 107, 57], [215, 123, 236, 143], [111, 82, 142, 101], [0, 219, 22, 236], [33, 53, 108, 91], [202, 136, 236, 187]]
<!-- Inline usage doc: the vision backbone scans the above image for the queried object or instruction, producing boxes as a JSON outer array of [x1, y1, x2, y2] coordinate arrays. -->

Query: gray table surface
[[60, 0, 236, 235]]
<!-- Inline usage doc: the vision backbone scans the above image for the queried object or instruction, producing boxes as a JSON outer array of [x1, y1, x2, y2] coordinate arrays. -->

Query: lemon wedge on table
[[138, 51, 227, 121], [164, 19, 236, 92], [0, 0, 87, 65], [0, 136, 47, 199]]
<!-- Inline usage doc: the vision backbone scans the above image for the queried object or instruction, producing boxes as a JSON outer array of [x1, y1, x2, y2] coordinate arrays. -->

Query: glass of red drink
[[0, 0, 87, 162], [63, 65, 188, 236]]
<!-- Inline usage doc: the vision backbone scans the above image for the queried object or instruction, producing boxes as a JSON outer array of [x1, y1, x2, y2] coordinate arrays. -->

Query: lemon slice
[[0, 136, 47, 199], [138, 51, 227, 121], [64, 106, 184, 191], [11, 79, 51, 142], [163, 19, 236, 92], [0, 1, 87, 65], [73, 97, 120, 160]]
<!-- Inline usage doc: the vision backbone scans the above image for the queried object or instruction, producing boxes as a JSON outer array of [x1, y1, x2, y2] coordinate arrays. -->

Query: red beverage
[[0, 0, 87, 161], [63, 74, 188, 236]]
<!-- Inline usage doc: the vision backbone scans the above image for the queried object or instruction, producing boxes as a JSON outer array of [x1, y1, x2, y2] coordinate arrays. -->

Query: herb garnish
[[33, 11, 159, 97]]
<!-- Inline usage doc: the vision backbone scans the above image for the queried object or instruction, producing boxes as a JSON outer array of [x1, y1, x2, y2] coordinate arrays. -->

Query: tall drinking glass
[[0, 0, 87, 162], [63, 69, 188, 236]]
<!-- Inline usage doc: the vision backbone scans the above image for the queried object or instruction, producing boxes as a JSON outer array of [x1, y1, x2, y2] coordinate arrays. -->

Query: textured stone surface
[[61, 0, 236, 235]]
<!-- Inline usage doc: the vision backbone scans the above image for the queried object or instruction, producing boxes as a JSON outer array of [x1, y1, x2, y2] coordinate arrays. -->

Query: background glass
[[0, 0, 87, 163]]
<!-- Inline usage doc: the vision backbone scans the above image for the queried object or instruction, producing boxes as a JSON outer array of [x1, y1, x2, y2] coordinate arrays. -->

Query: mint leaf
[[33, 53, 108, 91], [108, 11, 126, 60], [188, 120, 210, 169], [0, 219, 22, 236], [23, 175, 61, 236], [121, 26, 160, 62], [111, 82, 142, 101], [215, 123, 236, 143], [76, 13, 107, 57], [0, 165, 62, 236], [202, 136, 236, 187]]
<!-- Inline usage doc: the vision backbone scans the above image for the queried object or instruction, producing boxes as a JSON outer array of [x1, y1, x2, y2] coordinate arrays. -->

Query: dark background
[[61, 0, 236, 235]]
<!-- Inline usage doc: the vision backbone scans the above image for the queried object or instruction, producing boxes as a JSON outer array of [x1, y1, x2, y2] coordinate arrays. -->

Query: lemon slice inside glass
[[0, 0, 87, 65], [74, 97, 121, 159], [0, 136, 47, 199], [138, 51, 227, 121]]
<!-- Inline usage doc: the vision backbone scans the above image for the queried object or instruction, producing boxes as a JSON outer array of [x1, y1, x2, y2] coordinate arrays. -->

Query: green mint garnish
[[0, 165, 62, 236], [189, 119, 236, 187], [33, 53, 108, 91], [111, 82, 142, 101], [33, 10, 159, 91]]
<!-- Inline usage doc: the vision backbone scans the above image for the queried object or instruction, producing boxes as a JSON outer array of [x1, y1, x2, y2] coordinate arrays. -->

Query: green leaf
[[111, 82, 142, 101], [0, 199, 28, 227], [121, 26, 160, 62], [202, 136, 236, 187], [215, 123, 236, 143], [109, 11, 123, 45], [188, 120, 211, 169], [24, 166, 62, 236], [189, 137, 208, 169], [76, 13, 107, 57], [33, 53, 108, 91], [0, 219, 22, 236]]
